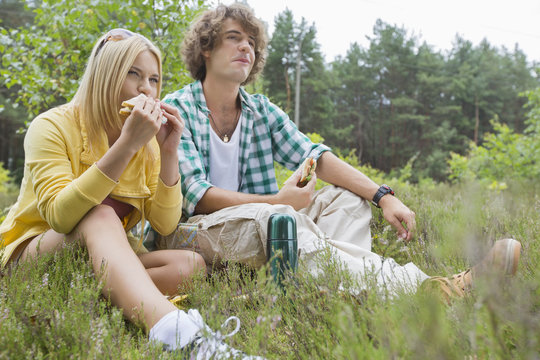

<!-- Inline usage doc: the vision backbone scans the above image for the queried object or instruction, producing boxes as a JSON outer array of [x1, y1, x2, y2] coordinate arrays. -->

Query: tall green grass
[[1, 181, 539, 359]]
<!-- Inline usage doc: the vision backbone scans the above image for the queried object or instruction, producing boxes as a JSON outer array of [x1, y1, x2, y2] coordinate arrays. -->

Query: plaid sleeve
[[263, 98, 331, 170], [163, 94, 212, 217]]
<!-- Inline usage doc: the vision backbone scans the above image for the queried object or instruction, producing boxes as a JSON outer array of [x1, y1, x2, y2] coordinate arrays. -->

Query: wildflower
[[270, 315, 281, 330], [1, 307, 9, 321]]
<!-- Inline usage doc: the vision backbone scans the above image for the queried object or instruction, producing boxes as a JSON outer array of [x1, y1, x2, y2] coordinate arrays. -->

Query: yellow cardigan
[[0, 104, 182, 266]]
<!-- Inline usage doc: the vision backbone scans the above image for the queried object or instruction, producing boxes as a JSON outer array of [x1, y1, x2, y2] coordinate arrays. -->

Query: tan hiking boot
[[422, 238, 521, 303], [471, 238, 521, 277]]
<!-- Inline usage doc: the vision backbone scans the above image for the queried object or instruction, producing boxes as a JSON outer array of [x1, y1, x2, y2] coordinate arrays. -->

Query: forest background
[[0, 1, 539, 358], [1, 0, 539, 185]]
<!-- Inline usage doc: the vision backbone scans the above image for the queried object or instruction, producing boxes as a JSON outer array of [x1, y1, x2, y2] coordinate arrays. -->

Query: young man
[[163, 4, 521, 299]]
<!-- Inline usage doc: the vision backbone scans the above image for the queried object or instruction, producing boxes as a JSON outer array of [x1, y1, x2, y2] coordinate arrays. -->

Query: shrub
[[448, 87, 540, 184]]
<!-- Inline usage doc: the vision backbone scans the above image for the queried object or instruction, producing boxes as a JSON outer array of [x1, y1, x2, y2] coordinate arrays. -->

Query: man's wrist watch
[[371, 184, 395, 208]]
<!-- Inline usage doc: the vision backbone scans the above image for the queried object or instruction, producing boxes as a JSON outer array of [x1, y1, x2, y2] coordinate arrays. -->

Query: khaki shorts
[[156, 185, 373, 269]]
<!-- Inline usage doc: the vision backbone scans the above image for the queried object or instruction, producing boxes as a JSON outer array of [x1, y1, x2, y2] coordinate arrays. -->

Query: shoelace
[[187, 309, 248, 360]]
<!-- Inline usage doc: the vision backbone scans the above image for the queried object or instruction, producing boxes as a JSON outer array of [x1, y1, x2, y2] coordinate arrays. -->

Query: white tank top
[[208, 115, 242, 191]]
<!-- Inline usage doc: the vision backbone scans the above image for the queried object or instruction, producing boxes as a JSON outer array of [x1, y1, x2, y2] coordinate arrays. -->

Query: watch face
[[382, 184, 394, 195], [372, 185, 395, 208]]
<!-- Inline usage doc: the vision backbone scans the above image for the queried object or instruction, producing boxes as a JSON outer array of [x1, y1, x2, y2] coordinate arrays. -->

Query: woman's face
[[119, 50, 160, 104]]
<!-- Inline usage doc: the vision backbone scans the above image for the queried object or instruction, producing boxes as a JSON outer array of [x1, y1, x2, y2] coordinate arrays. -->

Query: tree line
[[1, 1, 538, 184], [262, 10, 539, 181], [0, 0, 203, 182]]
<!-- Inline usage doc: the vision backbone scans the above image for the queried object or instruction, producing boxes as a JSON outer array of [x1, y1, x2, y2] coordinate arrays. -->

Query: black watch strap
[[371, 184, 395, 208]]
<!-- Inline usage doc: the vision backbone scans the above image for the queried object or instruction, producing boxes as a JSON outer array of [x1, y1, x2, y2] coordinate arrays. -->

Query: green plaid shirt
[[163, 80, 331, 217]]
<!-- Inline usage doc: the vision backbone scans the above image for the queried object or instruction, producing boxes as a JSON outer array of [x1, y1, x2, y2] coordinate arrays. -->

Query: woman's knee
[[82, 204, 121, 224], [76, 205, 124, 234], [169, 250, 206, 279], [192, 251, 207, 274], [180, 251, 206, 276], [71, 204, 125, 245]]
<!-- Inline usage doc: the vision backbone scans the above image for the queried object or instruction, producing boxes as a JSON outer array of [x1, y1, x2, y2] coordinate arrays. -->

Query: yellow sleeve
[[144, 148, 183, 235], [25, 117, 117, 234]]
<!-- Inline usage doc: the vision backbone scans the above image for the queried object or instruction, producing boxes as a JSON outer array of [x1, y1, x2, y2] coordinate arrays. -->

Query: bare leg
[[20, 231, 74, 261], [139, 250, 206, 295], [20, 205, 179, 331]]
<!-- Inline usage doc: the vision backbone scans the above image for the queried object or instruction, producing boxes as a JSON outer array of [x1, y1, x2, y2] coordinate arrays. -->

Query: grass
[[1, 181, 539, 359]]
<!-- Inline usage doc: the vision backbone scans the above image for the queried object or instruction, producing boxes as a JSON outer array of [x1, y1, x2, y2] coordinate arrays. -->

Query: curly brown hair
[[182, 3, 268, 85]]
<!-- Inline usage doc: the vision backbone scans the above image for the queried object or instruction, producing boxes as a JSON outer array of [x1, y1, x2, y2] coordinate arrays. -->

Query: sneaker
[[185, 309, 265, 360], [422, 238, 521, 303], [168, 294, 189, 310]]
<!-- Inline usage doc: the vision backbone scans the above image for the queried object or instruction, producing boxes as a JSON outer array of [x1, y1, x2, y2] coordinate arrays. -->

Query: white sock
[[149, 309, 201, 350]]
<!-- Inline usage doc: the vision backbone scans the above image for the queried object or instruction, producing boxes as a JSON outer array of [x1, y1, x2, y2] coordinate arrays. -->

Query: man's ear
[[202, 50, 211, 59]]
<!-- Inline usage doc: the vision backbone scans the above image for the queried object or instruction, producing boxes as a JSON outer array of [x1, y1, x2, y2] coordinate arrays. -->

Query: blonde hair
[[182, 3, 268, 85], [72, 32, 162, 160]]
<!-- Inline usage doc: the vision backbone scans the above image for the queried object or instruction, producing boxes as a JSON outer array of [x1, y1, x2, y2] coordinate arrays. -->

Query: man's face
[[203, 18, 255, 84]]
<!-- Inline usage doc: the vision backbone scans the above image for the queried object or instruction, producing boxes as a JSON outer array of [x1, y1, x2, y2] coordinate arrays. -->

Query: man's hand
[[274, 169, 317, 210], [195, 170, 317, 215], [378, 194, 416, 242]]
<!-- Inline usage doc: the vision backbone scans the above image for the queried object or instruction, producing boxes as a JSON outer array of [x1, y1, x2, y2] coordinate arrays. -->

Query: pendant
[[223, 135, 229, 143]]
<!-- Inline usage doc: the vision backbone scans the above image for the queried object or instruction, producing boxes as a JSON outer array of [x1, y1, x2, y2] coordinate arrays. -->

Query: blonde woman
[[0, 29, 261, 358]]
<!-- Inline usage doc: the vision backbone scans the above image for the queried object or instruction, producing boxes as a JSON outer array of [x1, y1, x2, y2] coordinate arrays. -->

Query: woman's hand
[[119, 97, 163, 152], [155, 102, 185, 154], [97, 97, 162, 182], [155, 102, 183, 186]]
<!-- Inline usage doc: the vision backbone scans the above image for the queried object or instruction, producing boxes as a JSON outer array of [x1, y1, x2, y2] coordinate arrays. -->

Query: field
[[1, 181, 539, 359]]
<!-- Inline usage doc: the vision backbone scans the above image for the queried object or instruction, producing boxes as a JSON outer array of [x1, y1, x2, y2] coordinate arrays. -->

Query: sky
[[221, 0, 540, 63]]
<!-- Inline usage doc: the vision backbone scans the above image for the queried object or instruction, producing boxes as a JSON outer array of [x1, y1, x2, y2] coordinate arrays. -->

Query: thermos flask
[[267, 213, 298, 288]]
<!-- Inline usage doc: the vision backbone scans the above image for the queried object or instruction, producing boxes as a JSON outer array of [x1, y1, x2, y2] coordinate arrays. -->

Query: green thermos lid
[[267, 213, 297, 240]]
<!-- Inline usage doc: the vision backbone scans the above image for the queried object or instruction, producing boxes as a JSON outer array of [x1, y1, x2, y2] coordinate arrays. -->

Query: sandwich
[[297, 157, 317, 187], [119, 93, 148, 119]]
